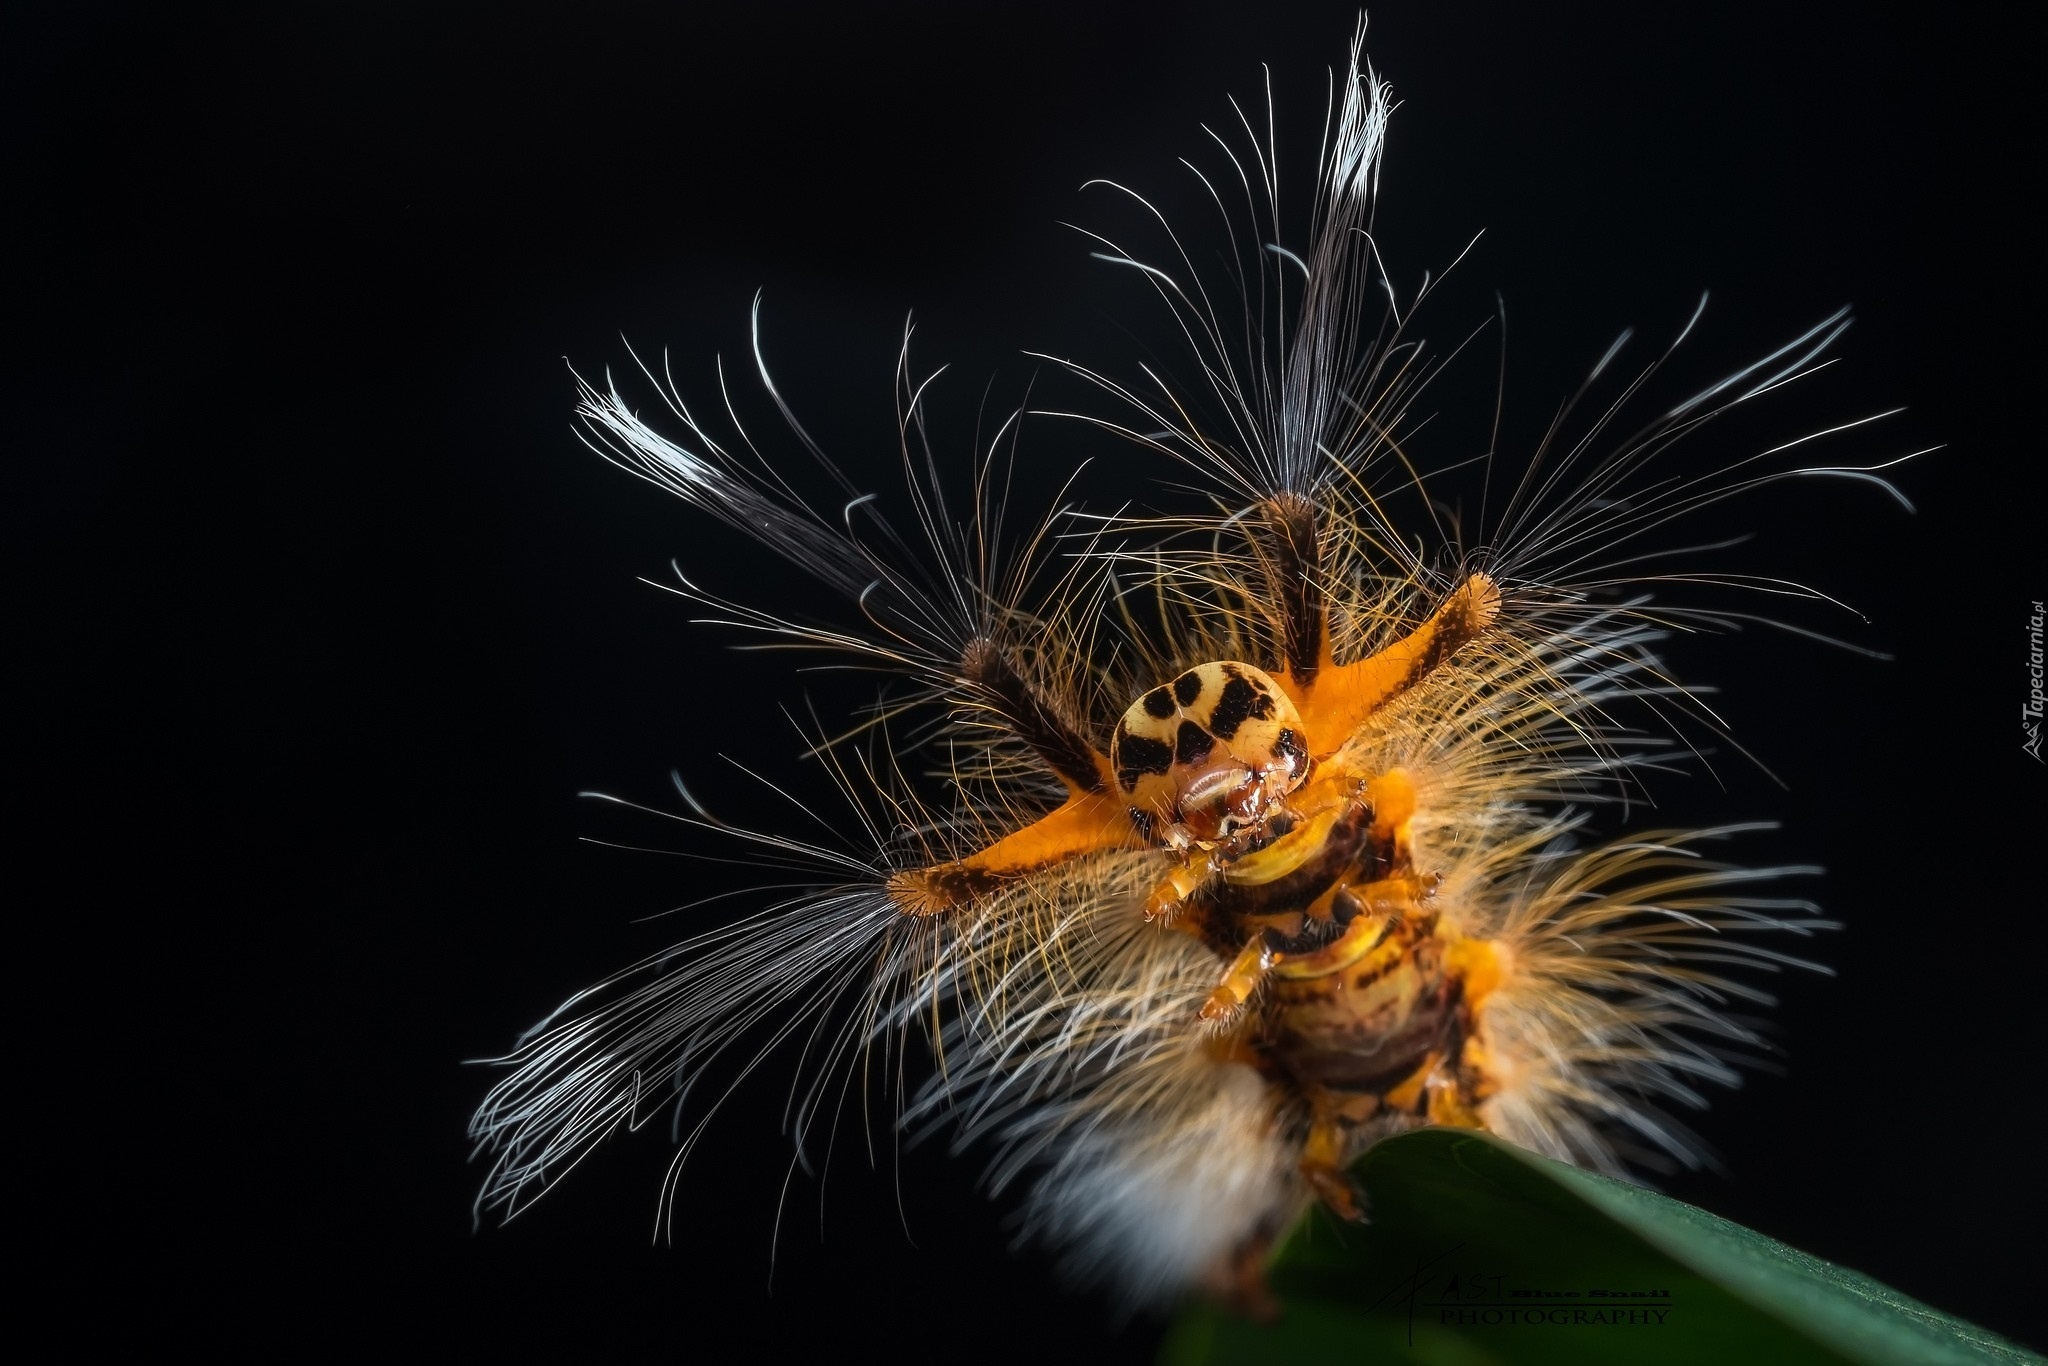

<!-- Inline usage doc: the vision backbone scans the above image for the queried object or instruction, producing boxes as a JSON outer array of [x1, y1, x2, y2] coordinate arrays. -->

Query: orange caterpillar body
[[470, 26, 1898, 1304]]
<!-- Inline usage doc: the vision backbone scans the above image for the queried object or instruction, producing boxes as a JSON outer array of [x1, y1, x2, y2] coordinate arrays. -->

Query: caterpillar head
[[1111, 662, 1311, 849]]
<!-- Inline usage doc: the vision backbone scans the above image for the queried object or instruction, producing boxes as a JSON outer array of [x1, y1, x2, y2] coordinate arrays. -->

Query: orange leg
[[1143, 851, 1220, 922], [1199, 938, 1275, 1021], [1300, 1099, 1368, 1222]]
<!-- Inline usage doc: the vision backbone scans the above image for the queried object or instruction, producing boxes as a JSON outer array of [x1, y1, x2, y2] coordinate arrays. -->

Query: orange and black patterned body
[[885, 570, 1506, 1212]]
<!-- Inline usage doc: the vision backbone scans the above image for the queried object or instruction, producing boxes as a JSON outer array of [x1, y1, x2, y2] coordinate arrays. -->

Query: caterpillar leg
[[1199, 938, 1274, 1021], [1300, 1091, 1373, 1221], [1142, 852, 1220, 922]]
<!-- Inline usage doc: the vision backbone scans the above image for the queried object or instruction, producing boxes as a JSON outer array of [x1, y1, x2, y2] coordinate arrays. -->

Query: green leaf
[[1161, 1129, 2039, 1366]]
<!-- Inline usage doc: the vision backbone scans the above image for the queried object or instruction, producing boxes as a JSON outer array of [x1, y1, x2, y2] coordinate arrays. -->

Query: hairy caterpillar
[[466, 22, 1910, 1307]]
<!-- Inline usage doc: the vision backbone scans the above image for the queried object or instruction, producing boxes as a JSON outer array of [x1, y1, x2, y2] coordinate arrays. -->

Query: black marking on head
[[1127, 807, 1154, 841], [1274, 727, 1306, 769], [1173, 720, 1215, 766], [1113, 732, 1174, 790], [1172, 671, 1203, 707], [1208, 675, 1274, 741], [1142, 686, 1176, 719]]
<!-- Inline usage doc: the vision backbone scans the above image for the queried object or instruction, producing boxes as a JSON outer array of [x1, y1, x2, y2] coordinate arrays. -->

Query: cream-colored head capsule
[[1110, 661, 1311, 846]]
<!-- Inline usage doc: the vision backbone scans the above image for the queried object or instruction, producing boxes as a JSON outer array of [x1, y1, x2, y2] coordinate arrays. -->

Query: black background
[[16, 1, 2042, 1357]]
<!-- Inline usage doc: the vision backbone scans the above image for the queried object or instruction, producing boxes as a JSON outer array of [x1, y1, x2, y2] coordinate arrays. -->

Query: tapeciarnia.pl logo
[[2026, 600, 2045, 762]]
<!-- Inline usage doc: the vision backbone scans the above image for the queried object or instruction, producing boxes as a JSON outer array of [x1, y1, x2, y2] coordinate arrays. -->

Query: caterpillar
[[467, 21, 1909, 1308]]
